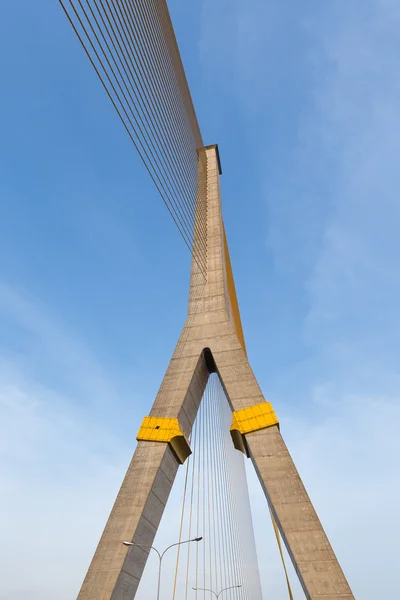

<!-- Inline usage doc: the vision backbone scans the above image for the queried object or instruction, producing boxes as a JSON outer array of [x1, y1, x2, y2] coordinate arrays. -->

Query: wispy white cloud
[[0, 282, 135, 599], [0, 359, 129, 600], [267, 0, 400, 596], [0, 282, 122, 407], [304, 0, 400, 348]]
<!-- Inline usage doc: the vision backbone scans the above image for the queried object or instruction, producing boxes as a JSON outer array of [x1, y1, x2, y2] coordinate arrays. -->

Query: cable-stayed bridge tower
[[58, 2, 355, 599]]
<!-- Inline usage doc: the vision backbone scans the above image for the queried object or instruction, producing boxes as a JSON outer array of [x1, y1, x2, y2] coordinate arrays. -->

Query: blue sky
[[1, 0, 399, 598]]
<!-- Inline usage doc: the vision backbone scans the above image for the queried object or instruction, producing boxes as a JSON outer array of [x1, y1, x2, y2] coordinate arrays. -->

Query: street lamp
[[192, 584, 242, 598], [123, 536, 203, 600]]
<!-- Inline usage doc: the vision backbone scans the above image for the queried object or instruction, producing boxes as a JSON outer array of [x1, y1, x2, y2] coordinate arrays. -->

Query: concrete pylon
[[76, 146, 355, 600]]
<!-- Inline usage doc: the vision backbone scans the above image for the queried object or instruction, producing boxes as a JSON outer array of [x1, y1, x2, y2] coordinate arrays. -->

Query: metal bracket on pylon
[[136, 416, 192, 464], [230, 402, 279, 457]]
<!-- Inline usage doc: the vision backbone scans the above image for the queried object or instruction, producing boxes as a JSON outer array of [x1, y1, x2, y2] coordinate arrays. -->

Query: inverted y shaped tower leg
[[77, 146, 354, 600]]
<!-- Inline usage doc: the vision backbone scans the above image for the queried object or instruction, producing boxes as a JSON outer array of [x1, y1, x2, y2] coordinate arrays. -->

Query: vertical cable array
[[162, 374, 263, 600], [58, 0, 207, 274]]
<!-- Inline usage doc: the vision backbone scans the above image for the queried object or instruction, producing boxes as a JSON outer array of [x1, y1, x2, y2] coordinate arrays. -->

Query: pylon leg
[[76, 352, 208, 600], [248, 427, 353, 600], [215, 347, 354, 599]]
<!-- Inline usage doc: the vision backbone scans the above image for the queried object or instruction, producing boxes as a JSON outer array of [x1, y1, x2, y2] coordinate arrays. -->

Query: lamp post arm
[[193, 588, 218, 598], [161, 538, 193, 560], [218, 585, 242, 598], [124, 538, 201, 600], [124, 542, 161, 560]]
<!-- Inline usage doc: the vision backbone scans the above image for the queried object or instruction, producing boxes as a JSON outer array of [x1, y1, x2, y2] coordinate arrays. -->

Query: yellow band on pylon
[[230, 402, 279, 456], [231, 401, 279, 434], [136, 416, 191, 464]]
